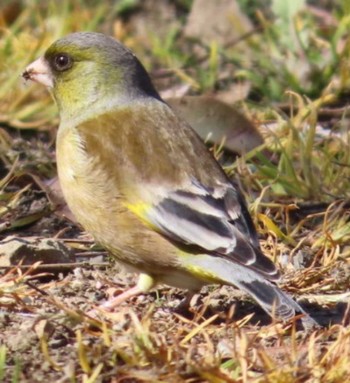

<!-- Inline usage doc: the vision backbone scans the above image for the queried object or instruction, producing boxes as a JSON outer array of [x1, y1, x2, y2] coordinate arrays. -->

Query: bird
[[22, 32, 316, 324]]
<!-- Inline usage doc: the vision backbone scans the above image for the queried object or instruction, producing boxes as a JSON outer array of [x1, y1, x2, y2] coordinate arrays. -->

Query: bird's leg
[[99, 273, 155, 311], [100, 285, 142, 311]]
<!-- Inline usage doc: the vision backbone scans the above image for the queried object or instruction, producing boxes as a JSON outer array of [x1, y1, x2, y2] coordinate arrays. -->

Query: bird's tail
[[183, 254, 317, 324]]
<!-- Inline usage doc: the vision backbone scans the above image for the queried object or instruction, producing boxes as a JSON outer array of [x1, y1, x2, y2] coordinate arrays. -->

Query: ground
[[1, 190, 349, 382], [1, 1, 350, 382]]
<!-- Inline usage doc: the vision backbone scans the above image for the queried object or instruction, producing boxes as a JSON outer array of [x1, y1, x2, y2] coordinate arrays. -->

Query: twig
[[0, 262, 109, 272]]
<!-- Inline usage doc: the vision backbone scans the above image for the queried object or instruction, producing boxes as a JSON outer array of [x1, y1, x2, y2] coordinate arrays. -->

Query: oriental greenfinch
[[23, 32, 316, 326]]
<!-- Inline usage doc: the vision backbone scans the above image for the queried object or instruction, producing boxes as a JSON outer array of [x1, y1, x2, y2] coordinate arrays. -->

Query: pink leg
[[87, 273, 155, 315], [100, 285, 144, 311]]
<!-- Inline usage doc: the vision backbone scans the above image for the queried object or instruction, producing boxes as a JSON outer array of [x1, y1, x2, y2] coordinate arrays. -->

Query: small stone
[[0, 236, 75, 266]]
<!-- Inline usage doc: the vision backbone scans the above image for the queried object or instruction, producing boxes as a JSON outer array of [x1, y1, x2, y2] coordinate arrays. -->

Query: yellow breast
[[56, 127, 117, 233], [55, 125, 178, 270]]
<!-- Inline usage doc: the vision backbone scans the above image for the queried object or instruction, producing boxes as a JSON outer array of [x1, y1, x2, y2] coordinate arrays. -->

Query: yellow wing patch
[[125, 201, 150, 218], [178, 252, 220, 284], [185, 264, 220, 284], [124, 201, 159, 231]]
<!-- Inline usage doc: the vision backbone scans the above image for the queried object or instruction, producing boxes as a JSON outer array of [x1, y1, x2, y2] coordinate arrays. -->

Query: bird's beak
[[22, 57, 54, 88]]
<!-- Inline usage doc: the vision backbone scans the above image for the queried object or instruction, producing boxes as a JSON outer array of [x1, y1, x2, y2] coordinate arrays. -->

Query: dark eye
[[53, 53, 73, 71]]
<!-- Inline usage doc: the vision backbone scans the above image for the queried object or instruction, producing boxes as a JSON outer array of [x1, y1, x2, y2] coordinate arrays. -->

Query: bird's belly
[[58, 147, 210, 290], [57, 139, 112, 226], [56, 129, 126, 250], [56, 128, 180, 271], [158, 271, 207, 290]]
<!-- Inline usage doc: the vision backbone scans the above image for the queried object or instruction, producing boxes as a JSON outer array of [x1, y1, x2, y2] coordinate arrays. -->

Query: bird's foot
[[86, 285, 144, 318]]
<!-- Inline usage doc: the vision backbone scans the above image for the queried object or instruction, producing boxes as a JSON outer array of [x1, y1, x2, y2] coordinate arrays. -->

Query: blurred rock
[[0, 236, 75, 266], [184, 0, 253, 46], [120, 0, 181, 48], [0, 1, 21, 28]]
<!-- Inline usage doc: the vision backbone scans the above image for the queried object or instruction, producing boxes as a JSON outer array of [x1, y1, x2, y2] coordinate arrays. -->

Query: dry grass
[[1, 1, 350, 382]]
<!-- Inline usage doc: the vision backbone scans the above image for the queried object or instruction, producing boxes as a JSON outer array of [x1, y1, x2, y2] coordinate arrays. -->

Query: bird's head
[[23, 32, 160, 121]]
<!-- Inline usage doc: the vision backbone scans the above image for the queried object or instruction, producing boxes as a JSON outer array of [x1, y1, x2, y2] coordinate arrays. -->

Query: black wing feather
[[146, 183, 280, 281]]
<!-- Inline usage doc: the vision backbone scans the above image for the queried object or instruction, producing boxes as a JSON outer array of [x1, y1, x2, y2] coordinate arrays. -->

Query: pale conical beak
[[22, 57, 54, 88]]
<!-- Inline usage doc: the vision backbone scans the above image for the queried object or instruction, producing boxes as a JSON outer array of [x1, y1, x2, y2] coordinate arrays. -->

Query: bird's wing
[[127, 181, 280, 281], [75, 108, 280, 281]]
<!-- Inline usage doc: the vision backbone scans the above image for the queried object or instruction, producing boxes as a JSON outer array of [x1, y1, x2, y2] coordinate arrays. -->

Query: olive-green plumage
[[23, 32, 316, 323]]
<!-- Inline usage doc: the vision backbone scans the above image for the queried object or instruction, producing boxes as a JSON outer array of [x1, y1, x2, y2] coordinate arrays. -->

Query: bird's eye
[[53, 54, 73, 71]]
